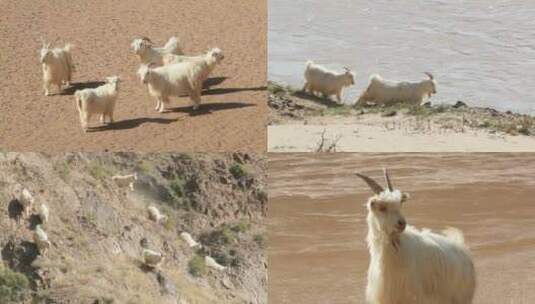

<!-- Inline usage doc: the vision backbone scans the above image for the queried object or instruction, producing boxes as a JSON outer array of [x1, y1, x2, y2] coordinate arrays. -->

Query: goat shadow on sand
[[60, 81, 107, 95], [167, 102, 256, 117], [202, 76, 228, 90], [292, 90, 343, 108], [202, 86, 267, 96], [87, 117, 179, 132]]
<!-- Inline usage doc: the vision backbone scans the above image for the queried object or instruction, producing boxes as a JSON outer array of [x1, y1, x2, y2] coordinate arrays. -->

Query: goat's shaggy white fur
[[357, 73, 437, 106], [180, 232, 201, 248], [75, 76, 120, 132], [162, 48, 222, 66], [205, 256, 227, 271], [111, 173, 137, 191], [137, 48, 224, 112], [12, 186, 34, 218], [37, 203, 49, 224], [142, 249, 163, 267], [131, 36, 183, 66], [357, 169, 475, 304], [40, 41, 75, 96], [303, 60, 355, 103], [33, 225, 51, 255], [147, 205, 168, 224]]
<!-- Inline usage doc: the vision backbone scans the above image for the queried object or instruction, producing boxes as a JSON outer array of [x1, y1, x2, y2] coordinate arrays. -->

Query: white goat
[[142, 248, 163, 268], [357, 73, 437, 106], [111, 173, 137, 191], [162, 48, 222, 66], [40, 40, 75, 95], [137, 48, 224, 112], [37, 203, 49, 224], [33, 225, 51, 255], [12, 186, 34, 218], [147, 205, 168, 224], [302, 60, 355, 103], [180, 232, 201, 248], [355, 169, 476, 304], [131, 36, 183, 66], [74, 76, 120, 132], [204, 256, 227, 271]]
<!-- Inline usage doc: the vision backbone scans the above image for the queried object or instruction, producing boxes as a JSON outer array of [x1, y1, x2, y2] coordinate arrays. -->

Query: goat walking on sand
[[355, 169, 475, 304]]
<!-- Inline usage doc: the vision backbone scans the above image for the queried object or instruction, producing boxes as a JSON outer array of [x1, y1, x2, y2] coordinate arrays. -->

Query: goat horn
[[383, 168, 393, 192], [355, 172, 384, 195], [424, 72, 434, 80]]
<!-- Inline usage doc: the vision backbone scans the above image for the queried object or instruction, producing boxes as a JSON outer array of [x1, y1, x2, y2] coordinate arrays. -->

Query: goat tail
[[305, 60, 314, 70], [63, 43, 76, 72], [164, 36, 180, 54], [442, 227, 466, 246]]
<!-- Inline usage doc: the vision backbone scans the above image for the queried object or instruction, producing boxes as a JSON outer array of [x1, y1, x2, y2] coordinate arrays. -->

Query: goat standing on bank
[[302, 60, 355, 103], [357, 73, 437, 106], [355, 169, 475, 304]]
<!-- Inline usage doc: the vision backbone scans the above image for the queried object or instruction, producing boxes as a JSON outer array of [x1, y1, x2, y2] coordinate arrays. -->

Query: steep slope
[[0, 153, 266, 303]]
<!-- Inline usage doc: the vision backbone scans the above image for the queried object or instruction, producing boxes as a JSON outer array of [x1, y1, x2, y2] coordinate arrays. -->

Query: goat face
[[131, 38, 150, 55], [344, 70, 355, 86], [356, 169, 410, 236], [210, 48, 225, 64], [424, 72, 437, 96], [368, 192, 408, 235]]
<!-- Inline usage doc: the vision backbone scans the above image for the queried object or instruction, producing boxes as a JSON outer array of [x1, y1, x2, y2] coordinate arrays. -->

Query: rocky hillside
[[0, 152, 267, 304]]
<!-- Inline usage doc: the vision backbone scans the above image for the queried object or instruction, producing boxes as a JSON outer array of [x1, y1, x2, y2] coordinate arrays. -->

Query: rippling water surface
[[269, 0, 535, 113]]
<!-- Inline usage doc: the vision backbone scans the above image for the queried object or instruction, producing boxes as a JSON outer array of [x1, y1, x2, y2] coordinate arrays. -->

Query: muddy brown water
[[268, 153, 535, 304], [269, 0, 535, 114]]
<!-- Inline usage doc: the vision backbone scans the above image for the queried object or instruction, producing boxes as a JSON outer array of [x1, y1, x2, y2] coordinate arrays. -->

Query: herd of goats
[[39, 36, 224, 132], [9, 173, 228, 272], [302, 60, 437, 106]]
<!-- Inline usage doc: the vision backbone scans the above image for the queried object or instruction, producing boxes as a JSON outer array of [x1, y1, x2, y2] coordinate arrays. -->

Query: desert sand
[[269, 153, 535, 304], [0, 0, 266, 152]]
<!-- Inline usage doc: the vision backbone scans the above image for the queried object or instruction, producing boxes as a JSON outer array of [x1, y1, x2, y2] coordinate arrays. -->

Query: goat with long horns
[[356, 168, 476, 304]]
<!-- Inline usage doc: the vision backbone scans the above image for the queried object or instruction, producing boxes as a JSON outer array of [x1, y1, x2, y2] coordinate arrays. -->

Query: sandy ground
[[268, 115, 535, 152], [268, 153, 535, 304], [0, 0, 266, 152]]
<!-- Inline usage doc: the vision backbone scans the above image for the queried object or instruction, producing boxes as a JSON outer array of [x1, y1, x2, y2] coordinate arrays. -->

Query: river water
[[269, 0, 535, 114], [268, 153, 535, 303]]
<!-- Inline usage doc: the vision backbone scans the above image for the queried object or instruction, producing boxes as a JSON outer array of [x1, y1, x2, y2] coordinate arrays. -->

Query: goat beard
[[390, 233, 401, 252]]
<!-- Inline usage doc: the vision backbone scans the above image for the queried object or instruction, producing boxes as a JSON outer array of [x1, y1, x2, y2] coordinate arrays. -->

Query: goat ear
[[369, 198, 378, 210], [401, 192, 410, 203]]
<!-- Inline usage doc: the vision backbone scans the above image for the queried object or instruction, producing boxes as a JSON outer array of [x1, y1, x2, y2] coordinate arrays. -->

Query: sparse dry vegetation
[[0, 152, 267, 303], [269, 81, 535, 137]]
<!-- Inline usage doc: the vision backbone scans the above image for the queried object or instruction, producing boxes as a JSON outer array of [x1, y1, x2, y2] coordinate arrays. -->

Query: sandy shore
[[268, 153, 535, 304], [267, 84, 535, 152], [0, 0, 266, 152], [268, 123, 535, 152]]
